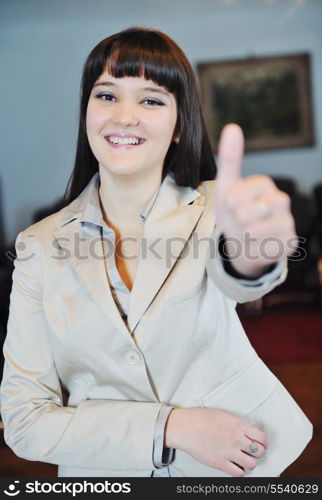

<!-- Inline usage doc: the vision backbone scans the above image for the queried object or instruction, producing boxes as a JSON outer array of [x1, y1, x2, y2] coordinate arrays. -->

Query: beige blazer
[[0, 173, 312, 477]]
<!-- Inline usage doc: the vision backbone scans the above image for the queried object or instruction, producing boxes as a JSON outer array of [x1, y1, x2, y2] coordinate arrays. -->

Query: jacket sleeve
[[0, 232, 162, 470], [206, 225, 288, 303]]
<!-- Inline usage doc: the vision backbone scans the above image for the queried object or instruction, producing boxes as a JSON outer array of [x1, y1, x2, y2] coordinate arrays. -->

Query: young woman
[[0, 27, 312, 477]]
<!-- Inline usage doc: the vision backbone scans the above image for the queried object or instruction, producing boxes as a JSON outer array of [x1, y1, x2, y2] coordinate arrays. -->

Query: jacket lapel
[[53, 221, 133, 340], [127, 175, 205, 333], [53, 173, 206, 337]]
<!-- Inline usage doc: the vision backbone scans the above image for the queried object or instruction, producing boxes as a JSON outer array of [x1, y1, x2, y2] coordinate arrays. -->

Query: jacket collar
[[54, 172, 205, 336], [59, 171, 201, 227]]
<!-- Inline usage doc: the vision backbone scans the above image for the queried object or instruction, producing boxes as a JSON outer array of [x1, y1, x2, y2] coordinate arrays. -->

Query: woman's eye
[[142, 98, 165, 106], [95, 93, 115, 101]]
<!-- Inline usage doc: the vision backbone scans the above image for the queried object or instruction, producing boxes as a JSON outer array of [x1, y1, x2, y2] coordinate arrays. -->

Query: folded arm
[[0, 232, 163, 470]]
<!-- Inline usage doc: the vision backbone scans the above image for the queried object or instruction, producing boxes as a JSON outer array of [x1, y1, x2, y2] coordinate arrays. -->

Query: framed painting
[[197, 53, 314, 152]]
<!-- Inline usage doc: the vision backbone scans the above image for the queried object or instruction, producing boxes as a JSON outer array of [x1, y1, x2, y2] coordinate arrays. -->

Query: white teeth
[[109, 136, 140, 145]]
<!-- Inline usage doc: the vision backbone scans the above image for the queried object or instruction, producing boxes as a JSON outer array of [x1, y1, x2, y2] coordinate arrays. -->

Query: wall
[[0, 0, 321, 244]]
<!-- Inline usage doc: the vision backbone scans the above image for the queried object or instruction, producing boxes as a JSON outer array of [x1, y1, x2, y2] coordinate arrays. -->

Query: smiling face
[[86, 71, 178, 180]]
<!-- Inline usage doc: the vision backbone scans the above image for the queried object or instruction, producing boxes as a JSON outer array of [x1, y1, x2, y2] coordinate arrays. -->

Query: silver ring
[[256, 200, 271, 218], [249, 441, 259, 454]]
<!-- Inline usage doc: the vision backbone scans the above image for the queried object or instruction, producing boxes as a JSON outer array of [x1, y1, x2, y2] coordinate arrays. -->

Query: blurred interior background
[[0, 0, 321, 477]]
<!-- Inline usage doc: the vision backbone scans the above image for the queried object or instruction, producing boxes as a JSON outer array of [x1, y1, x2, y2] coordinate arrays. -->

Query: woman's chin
[[99, 164, 154, 179]]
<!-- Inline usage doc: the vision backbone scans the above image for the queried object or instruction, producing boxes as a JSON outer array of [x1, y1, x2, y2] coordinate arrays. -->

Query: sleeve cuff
[[206, 227, 288, 303], [222, 258, 286, 288], [152, 405, 174, 468]]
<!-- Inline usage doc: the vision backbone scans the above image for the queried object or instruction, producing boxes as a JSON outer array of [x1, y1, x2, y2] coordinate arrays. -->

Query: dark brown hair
[[64, 26, 216, 203]]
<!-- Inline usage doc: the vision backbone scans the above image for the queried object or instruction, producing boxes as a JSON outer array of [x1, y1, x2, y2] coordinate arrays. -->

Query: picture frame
[[197, 53, 314, 152]]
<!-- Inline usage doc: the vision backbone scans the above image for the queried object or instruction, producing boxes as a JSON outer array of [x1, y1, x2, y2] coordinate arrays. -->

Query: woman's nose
[[112, 101, 139, 127]]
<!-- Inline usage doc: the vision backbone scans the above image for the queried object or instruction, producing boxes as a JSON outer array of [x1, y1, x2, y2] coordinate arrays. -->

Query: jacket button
[[125, 350, 141, 365]]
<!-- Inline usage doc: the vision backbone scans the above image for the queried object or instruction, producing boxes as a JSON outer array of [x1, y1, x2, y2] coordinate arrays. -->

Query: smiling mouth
[[105, 135, 145, 146]]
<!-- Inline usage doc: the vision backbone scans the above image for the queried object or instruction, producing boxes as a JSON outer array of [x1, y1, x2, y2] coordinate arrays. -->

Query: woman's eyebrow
[[92, 81, 116, 89], [92, 81, 170, 96], [143, 87, 170, 97]]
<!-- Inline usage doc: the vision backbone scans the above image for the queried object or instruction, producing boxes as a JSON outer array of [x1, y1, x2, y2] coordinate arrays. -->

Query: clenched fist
[[215, 124, 298, 278]]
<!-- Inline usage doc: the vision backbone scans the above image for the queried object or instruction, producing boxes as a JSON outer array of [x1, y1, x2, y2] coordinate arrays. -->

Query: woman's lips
[[104, 135, 145, 149]]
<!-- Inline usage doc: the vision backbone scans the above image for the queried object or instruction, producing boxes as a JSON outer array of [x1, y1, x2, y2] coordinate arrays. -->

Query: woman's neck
[[98, 166, 162, 231]]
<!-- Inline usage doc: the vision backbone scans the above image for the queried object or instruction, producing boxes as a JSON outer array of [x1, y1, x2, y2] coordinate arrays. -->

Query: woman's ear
[[173, 135, 180, 144]]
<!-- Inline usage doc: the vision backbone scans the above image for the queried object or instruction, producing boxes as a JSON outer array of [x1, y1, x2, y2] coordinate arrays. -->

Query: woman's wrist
[[219, 234, 274, 279], [164, 408, 188, 450]]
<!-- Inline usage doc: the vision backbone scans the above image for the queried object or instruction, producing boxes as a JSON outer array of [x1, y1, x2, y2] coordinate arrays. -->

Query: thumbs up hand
[[214, 124, 297, 278]]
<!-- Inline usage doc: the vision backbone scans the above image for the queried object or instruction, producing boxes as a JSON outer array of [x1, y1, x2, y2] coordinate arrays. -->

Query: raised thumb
[[216, 123, 244, 194]]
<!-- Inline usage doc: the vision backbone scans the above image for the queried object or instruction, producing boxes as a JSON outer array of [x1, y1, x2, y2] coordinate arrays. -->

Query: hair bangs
[[103, 34, 184, 96]]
